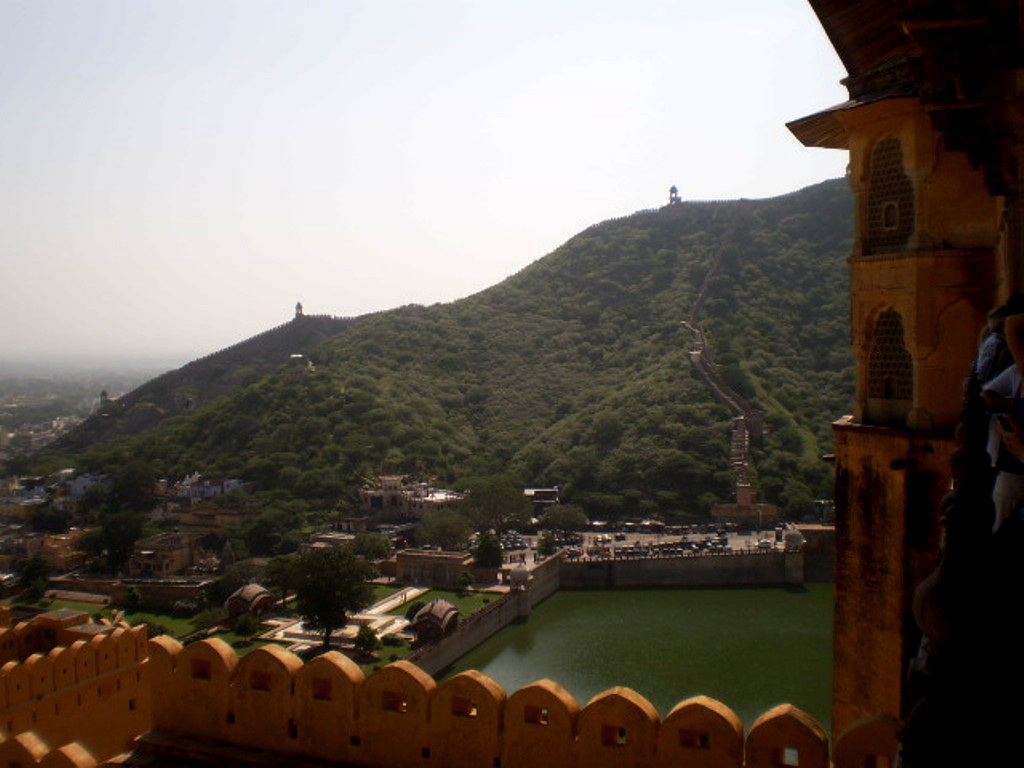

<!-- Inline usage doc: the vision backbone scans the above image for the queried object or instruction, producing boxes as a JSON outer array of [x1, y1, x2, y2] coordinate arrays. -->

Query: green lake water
[[443, 584, 834, 729]]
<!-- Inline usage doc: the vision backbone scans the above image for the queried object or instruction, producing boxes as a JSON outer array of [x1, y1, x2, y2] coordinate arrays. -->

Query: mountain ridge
[[36, 178, 855, 520]]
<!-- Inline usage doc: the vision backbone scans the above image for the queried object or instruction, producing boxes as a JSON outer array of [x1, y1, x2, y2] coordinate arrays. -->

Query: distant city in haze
[[2, 1, 849, 368]]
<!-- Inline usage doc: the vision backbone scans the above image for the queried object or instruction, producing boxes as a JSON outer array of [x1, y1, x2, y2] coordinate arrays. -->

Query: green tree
[[265, 555, 298, 607], [474, 532, 502, 568], [211, 561, 267, 603], [354, 624, 379, 655], [541, 503, 588, 530], [416, 509, 472, 551], [294, 547, 376, 649], [19, 552, 52, 600], [99, 511, 145, 574], [123, 586, 143, 612], [538, 531, 558, 557], [351, 532, 391, 560], [457, 475, 531, 533], [30, 506, 70, 534], [235, 613, 261, 637], [111, 460, 158, 511]]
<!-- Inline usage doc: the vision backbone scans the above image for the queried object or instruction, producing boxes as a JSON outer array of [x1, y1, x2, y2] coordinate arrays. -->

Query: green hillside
[[52, 313, 352, 452], [39, 178, 854, 520]]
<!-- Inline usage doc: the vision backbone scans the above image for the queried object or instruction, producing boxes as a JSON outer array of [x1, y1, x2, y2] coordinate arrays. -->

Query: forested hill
[[42, 178, 854, 520], [52, 313, 352, 453]]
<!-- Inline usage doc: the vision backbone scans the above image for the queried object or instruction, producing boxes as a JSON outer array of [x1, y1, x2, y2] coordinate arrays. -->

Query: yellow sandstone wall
[[0, 632, 904, 767], [831, 423, 956, 733], [0, 625, 150, 767], [829, 96, 1002, 735], [137, 639, 897, 768]]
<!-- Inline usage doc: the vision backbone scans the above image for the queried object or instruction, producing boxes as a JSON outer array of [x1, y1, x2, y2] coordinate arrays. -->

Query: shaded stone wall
[[409, 554, 563, 676], [559, 550, 801, 589], [831, 419, 953, 733]]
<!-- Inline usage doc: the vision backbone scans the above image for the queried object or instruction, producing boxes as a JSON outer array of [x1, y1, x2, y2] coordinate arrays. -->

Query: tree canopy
[[540, 503, 589, 530], [416, 509, 472, 551], [455, 475, 531, 533], [293, 547, 377, 648], [474, 532, 502, 569]]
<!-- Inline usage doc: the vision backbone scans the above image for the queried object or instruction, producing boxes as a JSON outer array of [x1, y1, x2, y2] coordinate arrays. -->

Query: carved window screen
[[867, 137, 914, 253], [868, 308, 913, 401]]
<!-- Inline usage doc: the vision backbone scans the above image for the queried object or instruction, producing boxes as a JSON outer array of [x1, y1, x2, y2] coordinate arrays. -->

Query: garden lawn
[[29, 598, 110, 616], [123, 610, 195, 638], [370, 583, 402, 603], [361, 637, 415, 675]]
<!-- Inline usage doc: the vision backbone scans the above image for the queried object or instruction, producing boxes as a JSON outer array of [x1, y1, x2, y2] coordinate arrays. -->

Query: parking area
[[500, 525, 790, 563]]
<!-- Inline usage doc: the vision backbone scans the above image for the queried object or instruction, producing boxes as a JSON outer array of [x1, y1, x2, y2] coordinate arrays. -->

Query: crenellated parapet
[[126, 637, 898, 768], [0, 629, 902, 767], [0, 624, 150, 766]]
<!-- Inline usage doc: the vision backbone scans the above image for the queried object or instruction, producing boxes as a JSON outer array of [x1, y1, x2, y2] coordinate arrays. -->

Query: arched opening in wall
[[867, 308, 914, 425], [882, 202, 899, 231], [866, 137, 914, 253]]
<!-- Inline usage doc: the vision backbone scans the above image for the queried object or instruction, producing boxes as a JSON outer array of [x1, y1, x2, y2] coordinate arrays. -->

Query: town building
[[39, 529, 90, 572], [395, 549, 473, 588], [127, 532, 201, 578], [358, 475, 464, 521], [176, 498, 260, 534], [173, 474, 246, 501], [67, 473, 110, 499], [522, 487, 560, 515]]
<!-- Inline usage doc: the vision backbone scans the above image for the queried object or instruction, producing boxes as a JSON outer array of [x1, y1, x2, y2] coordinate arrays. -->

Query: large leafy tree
[[294, 547, 376, 648], [416, 509, 473, 551], [474, 532, 503, 568], [80, 510, 145, 574], [540, 503, 589, 530], [457, 475, 531, 533], [350, 532, 392, 560]]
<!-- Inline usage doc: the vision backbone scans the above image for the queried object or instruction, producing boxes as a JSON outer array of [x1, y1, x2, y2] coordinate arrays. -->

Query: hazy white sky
[[1, 0, 848, 366]]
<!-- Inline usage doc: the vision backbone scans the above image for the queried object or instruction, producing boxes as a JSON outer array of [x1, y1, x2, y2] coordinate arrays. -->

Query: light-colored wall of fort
[[838, 99, 999, 430], [840, 100, 1001, 255], [0, 625, 150, 766], [850, 254, 990, 428]]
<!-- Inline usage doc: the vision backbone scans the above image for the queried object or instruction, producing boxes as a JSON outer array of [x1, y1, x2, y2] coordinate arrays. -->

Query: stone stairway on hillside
[[683, 207, 763, 500]]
